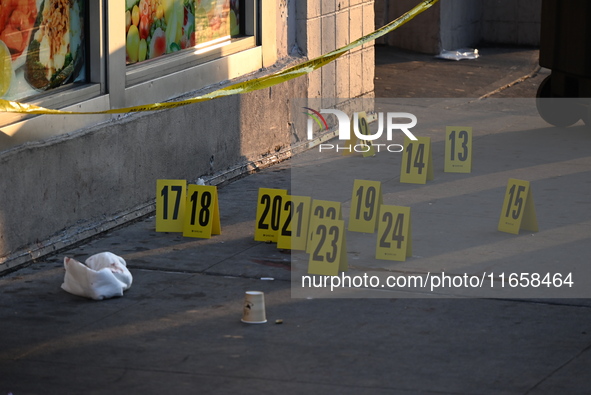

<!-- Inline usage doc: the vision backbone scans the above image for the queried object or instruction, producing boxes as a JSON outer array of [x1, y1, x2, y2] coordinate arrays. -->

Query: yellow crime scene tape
[[0, 0, 440, 115]]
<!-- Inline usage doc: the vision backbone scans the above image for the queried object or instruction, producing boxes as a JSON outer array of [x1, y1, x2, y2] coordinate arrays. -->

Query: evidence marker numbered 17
[[156, 179, 187, 233]]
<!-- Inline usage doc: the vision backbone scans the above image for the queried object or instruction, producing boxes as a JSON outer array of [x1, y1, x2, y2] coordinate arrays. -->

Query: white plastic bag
[[436, 48, 479, 61], [61, 252, 133, 300]]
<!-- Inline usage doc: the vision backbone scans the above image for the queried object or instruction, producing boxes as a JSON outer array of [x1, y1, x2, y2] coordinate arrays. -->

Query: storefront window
[[0, 0, 86, 100], [125, 0, 240, 65]]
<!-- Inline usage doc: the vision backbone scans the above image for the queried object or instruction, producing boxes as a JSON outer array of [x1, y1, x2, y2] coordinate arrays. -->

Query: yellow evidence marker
[[156, 179, 187, 232], [348, 179, 382, 233], [498, 178, 538, 235], [306, 199, 343, 253], [445, 127, 473, 173], [376, 205, 412, 261], [307, 218, 348, 276], [277, 195, 312, 251], [183, 184, 221, 238], [400, 136, 434, 184], [342, 111, 376, 157], [254, 188, 288, 242]]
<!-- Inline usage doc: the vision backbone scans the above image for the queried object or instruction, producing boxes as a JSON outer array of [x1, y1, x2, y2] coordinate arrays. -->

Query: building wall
[[0, 0, 375, 273], [375, 0, 541, 54]]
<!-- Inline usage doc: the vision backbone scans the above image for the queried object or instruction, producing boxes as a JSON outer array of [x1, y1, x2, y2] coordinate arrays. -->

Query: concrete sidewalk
[[2, 47, 591, 394]]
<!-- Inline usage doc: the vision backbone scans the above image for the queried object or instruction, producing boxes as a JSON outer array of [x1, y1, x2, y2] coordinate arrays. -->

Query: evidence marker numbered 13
[[156, 179, 187, 233], [348, 179, 383, 233], [498, 178, 538, 235], [445, 126, 472, 173], [183, 184, 221, 239], [277, 195, 312, 251], [376, 205, 412, 262], [400, 136, 434, 184], [254, 188, 288, 243]]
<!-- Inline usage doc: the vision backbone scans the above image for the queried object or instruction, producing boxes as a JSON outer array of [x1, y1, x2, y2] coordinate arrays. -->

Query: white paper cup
[[241, 291, 267, 324]]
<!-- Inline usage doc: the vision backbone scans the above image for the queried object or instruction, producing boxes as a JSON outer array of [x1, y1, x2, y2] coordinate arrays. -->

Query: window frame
[[0, 0, 271, 136]]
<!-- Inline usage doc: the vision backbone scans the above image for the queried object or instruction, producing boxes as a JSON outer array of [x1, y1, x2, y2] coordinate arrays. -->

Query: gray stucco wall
[[0, 79, 307, 272], [0, 0, 376, 273]]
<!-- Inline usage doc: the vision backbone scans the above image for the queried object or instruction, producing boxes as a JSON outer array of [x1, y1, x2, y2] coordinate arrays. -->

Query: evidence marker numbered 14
[[400, 136, 434, 184]]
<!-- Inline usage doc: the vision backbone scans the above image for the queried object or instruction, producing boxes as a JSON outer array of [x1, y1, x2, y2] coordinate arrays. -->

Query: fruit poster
[[126, 0, 240, 65], [0, 0, 85, 100]]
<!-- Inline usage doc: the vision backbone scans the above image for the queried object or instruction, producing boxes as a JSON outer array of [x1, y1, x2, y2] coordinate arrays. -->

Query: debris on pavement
[[436, 48, 479, 61]]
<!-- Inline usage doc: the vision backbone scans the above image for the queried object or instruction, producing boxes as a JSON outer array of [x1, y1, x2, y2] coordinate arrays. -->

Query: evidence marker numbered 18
[[498, 178, 538, 235], [376, 205, 412, 262], [156, 179, 187, 233], [277, 195, 312, 251], [348, 179, 383, 233], [183, 184, 221, 239], [255, 188, 288, 243], [400, 136, 434, 184], [445, 127, 473, 173]]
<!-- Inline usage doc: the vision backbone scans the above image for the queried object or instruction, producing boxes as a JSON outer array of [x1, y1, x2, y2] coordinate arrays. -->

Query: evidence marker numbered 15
[[156, 179, 187, 233], [183, 184, 221, 239], [445, 126, 473, 173], [254, 188, 288, 243], [498, 178, 538, 235]]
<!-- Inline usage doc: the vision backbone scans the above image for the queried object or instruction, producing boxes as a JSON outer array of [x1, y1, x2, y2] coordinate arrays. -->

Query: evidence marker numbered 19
[[348, 179, 383, 233], [445, 126, 473, 173], [183, 184, 221, 239], [277, 195, 312, 251], [254, 188, 288, 242], [156, 179, 187, 233], [400, 136, 434, 184], [376, 205, 412, 261], [498, 178, 538, 235]]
